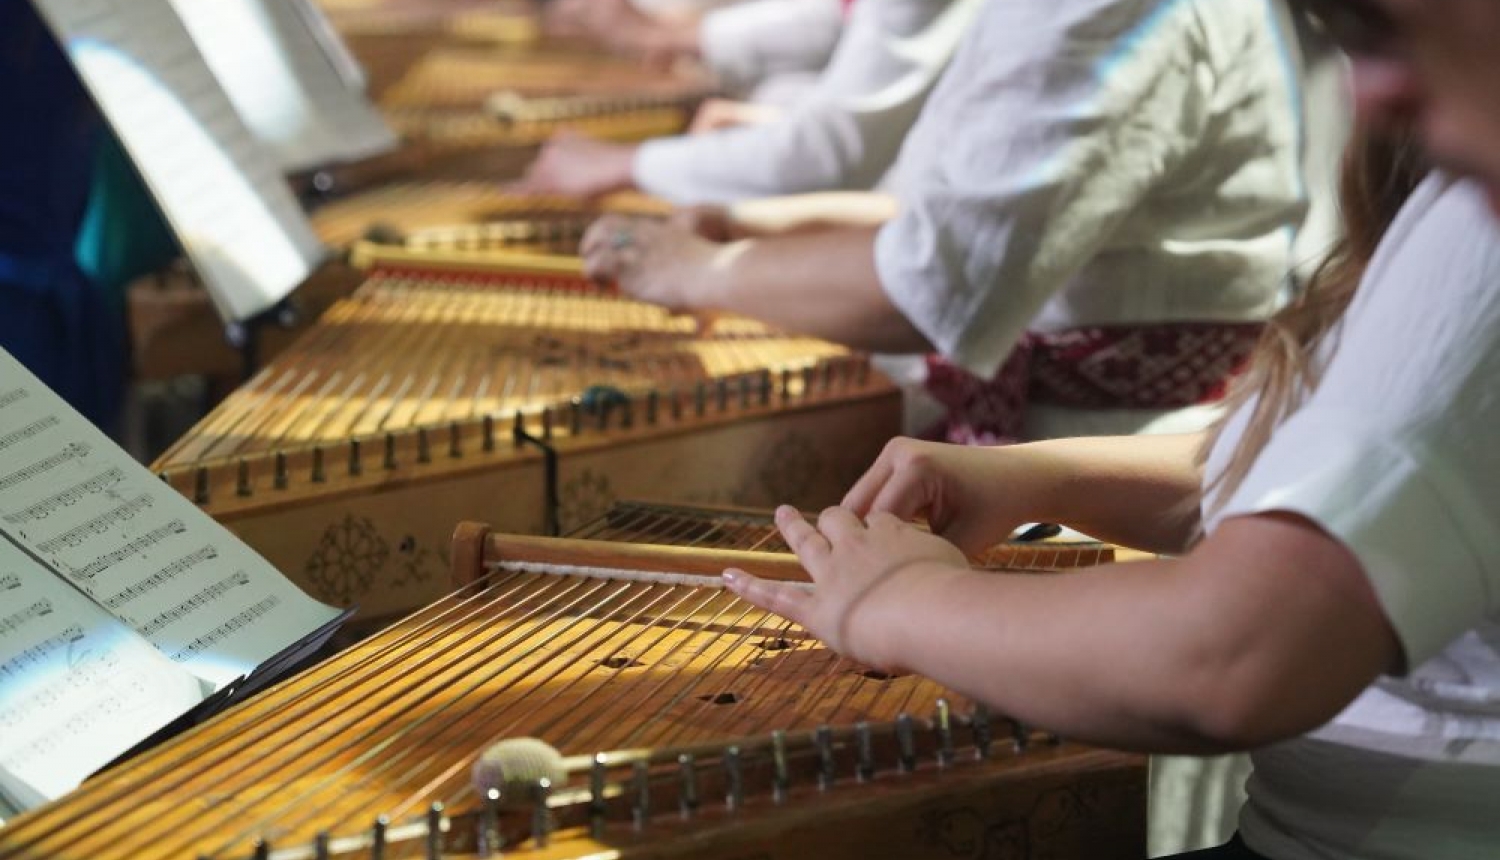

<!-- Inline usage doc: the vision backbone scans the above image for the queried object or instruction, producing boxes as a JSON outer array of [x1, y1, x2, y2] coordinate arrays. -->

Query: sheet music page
[[0, 351, 341, 690], [169, 0, 396, 172], [30, 0, 328, 322], [0, 540, 205, 811]]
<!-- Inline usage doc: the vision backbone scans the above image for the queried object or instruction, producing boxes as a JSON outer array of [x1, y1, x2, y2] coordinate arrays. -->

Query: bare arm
[[844, 435, 1208, 556], [727, 507, 1400, 754], [724, 192, 899, 236], [582, 218, 932, 354]]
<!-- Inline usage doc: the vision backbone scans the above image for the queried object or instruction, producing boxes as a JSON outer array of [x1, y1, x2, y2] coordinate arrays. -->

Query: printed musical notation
[[0, 351, 340, 691], [0, 444, 91, 494], [0, 352, 340, 812], [35, 494, 157, 556], [68, 519, 189, 582], [0, 389, 28, 411], [3, 466, 125, 526], [0, 602, 53, 638], [138, 572, 253, 638], [101, 545, 219, 611], [31, 0, 326, 323], [0, 541, 204, 811], [168, 0, 395, 172], [0, 625, 84, 681], [0, 416, 61, 456], [170, 595, 281, 662]]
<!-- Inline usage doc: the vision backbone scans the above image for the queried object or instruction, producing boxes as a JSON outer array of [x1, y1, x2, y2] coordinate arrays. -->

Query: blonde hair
[[1198, 128, 1429, 514]]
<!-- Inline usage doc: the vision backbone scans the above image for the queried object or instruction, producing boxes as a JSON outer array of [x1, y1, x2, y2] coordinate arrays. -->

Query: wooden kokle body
[[0, 505, 1144, 860], [153, 269, 901, 623]]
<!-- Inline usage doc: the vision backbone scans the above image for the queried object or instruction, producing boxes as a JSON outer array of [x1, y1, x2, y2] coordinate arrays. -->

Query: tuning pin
[[253, 839, 269, 860], [678, 753, 699, 818], [310, 447, 326, 484], [569, 397, 583, 436], [738, 375, 751, 409], [694, 382, 707, 418], [479, 788, 501, 857], [417, 428, 432, 464], [855, 722, 875, 782], [715, 378, 729, 412], [934, 699, 954, 768], [801, 366, 815, 399], [193, 466, 210, 505], [896, 714, 917, 773], [724, 746, 744, 810], [348, 439, 363, 477], [771, 729, 790, 804], [1012, 718, 1031, 752], [426, 802, 444, 860], [646, 389, 659, 425], [482, 415, 496, 453], [532, 779, 553, 848], [511, 411, 525, 448], [758, 370, 772, 406], [972, 704, 994, 759], [371, 815, 389, 860], [631, 760, 650, 829], [590, 753, 608, 839], [384, 433, 398, 470], [236, 459, 252, 497], [449, 422, 463, 458], [815, 725, 835, 790], [313, 831, 331, 860], [671, 388, 684, 422], [542, 408, 555, 441]]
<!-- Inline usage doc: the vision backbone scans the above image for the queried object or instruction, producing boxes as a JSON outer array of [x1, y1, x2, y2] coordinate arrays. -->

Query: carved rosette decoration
[[304, 515, 390, 604]]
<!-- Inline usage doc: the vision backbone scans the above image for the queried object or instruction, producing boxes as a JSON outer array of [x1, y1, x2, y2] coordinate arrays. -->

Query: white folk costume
[[1206, 175, 1500, 859], [633, 0, 982, 204], [876, 0, 1324, 443]]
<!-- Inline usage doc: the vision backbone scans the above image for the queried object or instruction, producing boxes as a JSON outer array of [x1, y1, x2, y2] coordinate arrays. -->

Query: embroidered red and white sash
[[923, 321, 1264, 445]]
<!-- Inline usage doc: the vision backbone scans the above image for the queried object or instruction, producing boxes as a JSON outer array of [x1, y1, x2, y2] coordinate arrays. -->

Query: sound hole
[[860, 669, 896, 681], [756, 637, 794, 651], [697, 692, 742, 706], [598, 655, 645, 670]]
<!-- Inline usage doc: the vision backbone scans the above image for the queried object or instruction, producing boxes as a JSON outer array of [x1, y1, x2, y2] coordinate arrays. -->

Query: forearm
[[698, 227, 931, 353], [726, 193, 898, 237], [874, 560, 1228, 752], [1002, 434, 1206, 554], [878, 536, 1389, 754]]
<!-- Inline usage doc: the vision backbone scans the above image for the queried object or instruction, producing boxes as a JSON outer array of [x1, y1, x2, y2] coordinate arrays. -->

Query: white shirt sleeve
[[1211, 176, 1500, 666], [875, 0, 1293, 378], [633, 0, 981, 205], [697, 0, 844, 96]]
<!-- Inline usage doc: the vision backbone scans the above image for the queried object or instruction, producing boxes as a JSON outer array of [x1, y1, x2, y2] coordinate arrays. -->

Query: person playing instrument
[[522, 0, 982, 204], [582, 0, 1334, 444], [544, 0, 844, 107], [723, 1, 1500, 856]]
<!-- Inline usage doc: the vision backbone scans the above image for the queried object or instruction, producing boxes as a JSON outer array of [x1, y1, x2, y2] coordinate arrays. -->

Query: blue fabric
[[0, 3, 126, 432]]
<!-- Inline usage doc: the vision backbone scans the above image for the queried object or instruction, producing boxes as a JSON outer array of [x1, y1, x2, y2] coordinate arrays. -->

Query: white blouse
[[1207, 175, 1500, 859], [697, 0, 844, 99], [875, 0, 1329, 439], [632, 0, 982, 205]]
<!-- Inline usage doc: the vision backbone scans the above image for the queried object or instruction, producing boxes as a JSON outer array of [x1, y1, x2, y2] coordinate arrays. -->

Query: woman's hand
[[723, 506, 970, 669], [581, 214, 730, 311], [844, 438, 1045, 556], [517, 132, 638, 199]]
